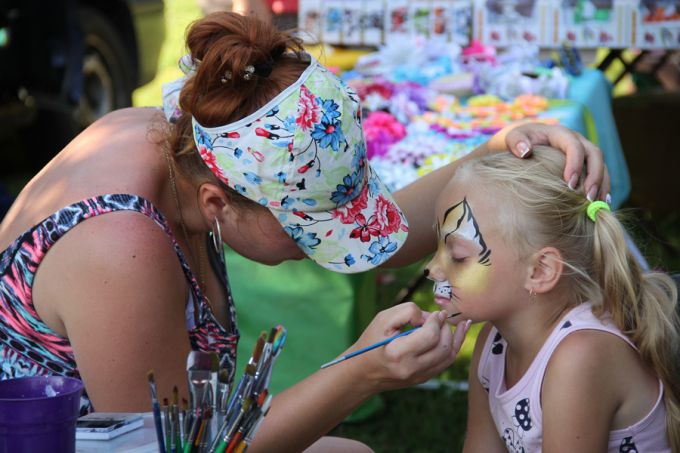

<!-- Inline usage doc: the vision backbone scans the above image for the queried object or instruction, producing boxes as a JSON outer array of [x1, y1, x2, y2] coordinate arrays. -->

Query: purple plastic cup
[[0, 376, 84, 453]]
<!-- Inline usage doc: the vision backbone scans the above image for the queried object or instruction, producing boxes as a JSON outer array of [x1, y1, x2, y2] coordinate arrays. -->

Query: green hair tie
[[587, 200, 611, 222]]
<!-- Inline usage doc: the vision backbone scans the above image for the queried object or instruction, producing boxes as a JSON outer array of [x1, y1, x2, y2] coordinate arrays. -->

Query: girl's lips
[[434, 296, 452, 308]]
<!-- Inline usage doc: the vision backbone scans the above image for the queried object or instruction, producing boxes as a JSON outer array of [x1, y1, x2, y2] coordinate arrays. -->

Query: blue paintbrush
[[147, 371, 167, 453], [320, 313, 461, 369]]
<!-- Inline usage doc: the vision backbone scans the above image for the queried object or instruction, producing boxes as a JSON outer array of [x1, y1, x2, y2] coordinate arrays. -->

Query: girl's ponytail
[[593, 209, 680, 449]]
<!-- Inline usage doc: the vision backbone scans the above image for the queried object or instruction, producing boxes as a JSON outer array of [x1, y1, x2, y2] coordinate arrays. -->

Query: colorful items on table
[[461, 40, 497, 64], [348, 77, 431, 123], [476, 65, 571, 100], [422, 94, 554, 136], [340, 40, 565, 192], [363, 112, 407, 159], [366, 93, 557, 192], [352, 36, 464, 85], [428, 73, 476, 97]]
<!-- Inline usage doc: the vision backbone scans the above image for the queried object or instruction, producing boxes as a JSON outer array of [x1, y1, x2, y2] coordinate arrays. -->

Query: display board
[[298, 0, 680, 48], [298, 0, 472, 46]]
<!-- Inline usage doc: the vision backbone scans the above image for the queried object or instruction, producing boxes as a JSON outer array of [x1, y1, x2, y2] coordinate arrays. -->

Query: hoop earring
[[211, 218, 223, 255]]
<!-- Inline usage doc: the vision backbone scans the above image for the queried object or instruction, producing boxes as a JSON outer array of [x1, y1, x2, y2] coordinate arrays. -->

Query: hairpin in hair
[[242, 57, 275, 81], [242, 65, 255, 81], [220, 70, 233, 84]]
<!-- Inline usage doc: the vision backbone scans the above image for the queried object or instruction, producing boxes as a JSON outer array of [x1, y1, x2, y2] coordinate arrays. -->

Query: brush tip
[[252, 335, 266, 362], [218, 369, 229, 383], [147, 370, 155, 383]]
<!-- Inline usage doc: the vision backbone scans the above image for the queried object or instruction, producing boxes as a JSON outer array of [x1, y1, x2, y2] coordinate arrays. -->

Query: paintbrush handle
[[320, 327, 419, 369], [320, 313, 461, 369], [152, 401, 167, 453]]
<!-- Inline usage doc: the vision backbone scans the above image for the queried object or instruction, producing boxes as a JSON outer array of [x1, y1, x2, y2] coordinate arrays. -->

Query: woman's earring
[[528, 287, 536, 302], [211, 218, 223, 255], [210, 217, 227, 267]]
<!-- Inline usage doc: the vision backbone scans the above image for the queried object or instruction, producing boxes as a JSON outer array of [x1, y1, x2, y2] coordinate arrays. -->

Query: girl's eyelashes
[[451, 256, 467, 264]]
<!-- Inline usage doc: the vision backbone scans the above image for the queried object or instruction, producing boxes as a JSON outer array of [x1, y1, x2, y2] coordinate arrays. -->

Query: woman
[[0, 12, 609, 452]]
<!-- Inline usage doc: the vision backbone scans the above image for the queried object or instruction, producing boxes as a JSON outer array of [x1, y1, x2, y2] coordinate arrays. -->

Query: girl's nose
[[424, 261, 446, 282]]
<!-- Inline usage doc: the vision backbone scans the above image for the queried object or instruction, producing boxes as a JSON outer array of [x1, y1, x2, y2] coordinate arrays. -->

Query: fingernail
[[605, 193, 612, 206], [567, 173, 579, 190], [517, 141, 530, 158], [587, 185, 598, 202], [464, 320, 472, 332]]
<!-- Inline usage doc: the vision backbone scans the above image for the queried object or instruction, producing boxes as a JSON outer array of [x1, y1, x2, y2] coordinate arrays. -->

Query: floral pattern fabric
[[163, 55, 409, 274]]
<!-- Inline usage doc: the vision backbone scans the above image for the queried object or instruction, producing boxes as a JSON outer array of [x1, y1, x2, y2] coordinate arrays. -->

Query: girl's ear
[[525, 247, 564, 295]]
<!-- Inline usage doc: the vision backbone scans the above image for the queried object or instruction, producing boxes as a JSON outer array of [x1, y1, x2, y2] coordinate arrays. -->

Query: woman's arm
[[250, 304, 471, 453], [34, 211, 193, 411], [387, 122, 611, 266], [463, 323, 507, 453]]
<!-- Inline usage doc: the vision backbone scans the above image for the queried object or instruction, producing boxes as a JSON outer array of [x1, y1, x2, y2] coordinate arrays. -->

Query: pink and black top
[[0, 194, 239, 414], [478, 302, 670, 452]]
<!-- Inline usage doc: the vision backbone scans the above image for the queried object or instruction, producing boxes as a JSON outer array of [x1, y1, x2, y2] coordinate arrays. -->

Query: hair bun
[[179, 12, 304, 126]]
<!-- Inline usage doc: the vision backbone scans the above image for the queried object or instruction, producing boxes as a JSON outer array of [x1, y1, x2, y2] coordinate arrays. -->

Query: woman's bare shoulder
[[99, 106, 163, 124], [33, 208, 185, 338], [50, 208, 178, 266], [81, 107, 165, 142]]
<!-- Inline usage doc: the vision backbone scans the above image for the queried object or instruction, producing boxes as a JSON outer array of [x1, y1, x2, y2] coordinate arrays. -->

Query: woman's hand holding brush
[[324, 303, 472, 392]]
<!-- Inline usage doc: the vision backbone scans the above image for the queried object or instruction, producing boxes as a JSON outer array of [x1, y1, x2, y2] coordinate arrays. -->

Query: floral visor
[[162, 54, 409, 273]]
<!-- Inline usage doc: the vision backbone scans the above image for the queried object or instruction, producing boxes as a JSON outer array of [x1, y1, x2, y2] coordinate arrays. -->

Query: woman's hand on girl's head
[[351, 302, 471, 394], [486, 122, 611, 202]]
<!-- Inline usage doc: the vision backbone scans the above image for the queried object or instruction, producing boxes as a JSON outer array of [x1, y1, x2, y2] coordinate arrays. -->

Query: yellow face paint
[[454, 259, 491, 295]]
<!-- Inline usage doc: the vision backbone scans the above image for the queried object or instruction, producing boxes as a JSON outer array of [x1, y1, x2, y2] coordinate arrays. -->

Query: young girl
[[426, 146, 679, 451]]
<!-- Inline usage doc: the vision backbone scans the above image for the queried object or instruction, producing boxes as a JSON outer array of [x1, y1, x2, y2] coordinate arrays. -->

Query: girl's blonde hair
[[457, 146, 680, 447]]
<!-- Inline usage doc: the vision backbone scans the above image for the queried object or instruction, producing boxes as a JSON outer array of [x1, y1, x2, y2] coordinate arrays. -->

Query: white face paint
[[441, 197, 491, 267], [433, 280, 453, 300]]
